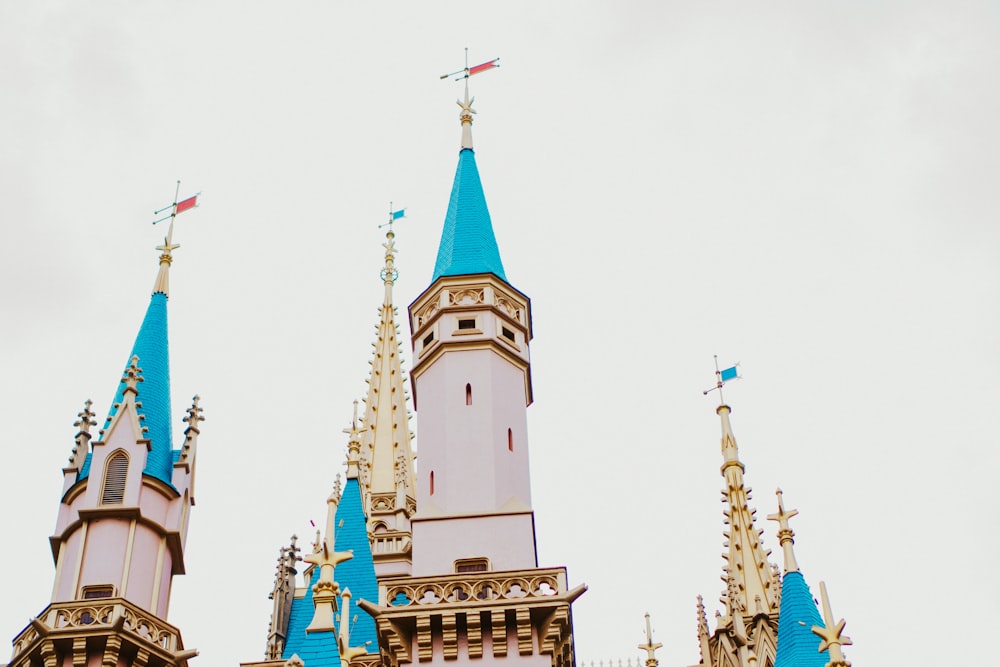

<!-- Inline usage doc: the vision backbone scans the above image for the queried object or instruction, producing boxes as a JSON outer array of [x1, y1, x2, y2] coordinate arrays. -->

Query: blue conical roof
[[774, 571, 829, 667], [432, 148, 507, 282], [84, 290, 175, 486], [332, 478, 379, 648], [282, 478, 379, 665]]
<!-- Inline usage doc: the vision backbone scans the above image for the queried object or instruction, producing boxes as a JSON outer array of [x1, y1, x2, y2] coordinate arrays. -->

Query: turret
[[360, 71, 583, 667], [407, 83, 536, 576], [11, 207, 201, 667]]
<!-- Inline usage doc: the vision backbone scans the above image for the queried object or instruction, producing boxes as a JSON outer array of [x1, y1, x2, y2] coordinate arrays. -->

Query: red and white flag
[[175, 195, 198, 214], [468, 58, 499, 76]]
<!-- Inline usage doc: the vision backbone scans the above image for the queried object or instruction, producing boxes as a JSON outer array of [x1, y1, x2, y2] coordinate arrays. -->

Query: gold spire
[[716, 402, 780, 617], [637, 613, 662, 667], [360, 226, 416, 567], [767, 488, 800, 573], [812, 581, 852, 667]]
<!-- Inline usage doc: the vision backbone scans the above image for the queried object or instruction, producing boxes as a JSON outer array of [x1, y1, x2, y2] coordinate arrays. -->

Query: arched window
[[101, 451, 128, 505], [508, 428, 513, 452], [429, 471, 435, 495], [465, 383, 472, 405]]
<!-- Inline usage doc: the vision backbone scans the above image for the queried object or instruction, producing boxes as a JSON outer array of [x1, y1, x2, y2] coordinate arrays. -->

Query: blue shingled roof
[[774, 571, 829, 667], [86, 291, 176, 487], [432, 148, 507, 282], [282, 478, 379, 665]]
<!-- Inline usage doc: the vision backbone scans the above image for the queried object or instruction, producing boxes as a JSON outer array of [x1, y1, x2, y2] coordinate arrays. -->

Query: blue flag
[[391, 209, 406, 221], [720, 365, 739, 382]]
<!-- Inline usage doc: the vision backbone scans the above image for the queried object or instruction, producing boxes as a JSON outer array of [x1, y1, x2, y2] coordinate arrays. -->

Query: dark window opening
[[501, 327, 516, 342], [458, 318, 476, 330], [423, 332, 435, 347], [508, 428, 514, 452], [466, 383, 472, 405]]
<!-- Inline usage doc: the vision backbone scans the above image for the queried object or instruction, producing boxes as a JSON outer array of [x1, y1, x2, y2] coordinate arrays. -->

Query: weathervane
[[703, 355, 741, 404], [440, 48, 499, 150], [151, 180, 200, 258]]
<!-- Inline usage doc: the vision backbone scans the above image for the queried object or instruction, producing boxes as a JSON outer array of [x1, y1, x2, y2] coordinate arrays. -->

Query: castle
[[4, 81, 853, 667]]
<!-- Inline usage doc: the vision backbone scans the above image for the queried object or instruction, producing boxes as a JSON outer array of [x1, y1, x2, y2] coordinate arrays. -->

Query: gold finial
[[122, 356, 144, 395], [303, 483, 354, 633], [74, 399, 97, 436], [183, 395, 205, 434], [345, 401, 363, 479], [637, 613, 662, 667], [812, 581, 852, 667], [767, 488, 800, 573]]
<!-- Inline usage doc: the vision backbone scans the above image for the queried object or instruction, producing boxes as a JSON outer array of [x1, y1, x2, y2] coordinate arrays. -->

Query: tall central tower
[[361, 85, 583, 667]]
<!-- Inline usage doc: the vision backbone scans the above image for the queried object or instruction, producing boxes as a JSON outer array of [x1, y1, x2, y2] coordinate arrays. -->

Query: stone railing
[[380, 567, 567, 607], [11, 598, 185, 659]]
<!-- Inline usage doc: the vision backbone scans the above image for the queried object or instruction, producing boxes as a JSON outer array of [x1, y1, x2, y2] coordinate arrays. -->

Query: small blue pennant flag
[[391, 209, 406, 221], [720, 365, 740, 382]]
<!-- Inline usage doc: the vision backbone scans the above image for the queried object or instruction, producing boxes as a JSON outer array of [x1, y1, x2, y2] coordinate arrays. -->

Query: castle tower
[[690, 401, 781, 667], [359, 226, 417, 577], [9, 221, 201, 667], [359, 84, 584, 667]]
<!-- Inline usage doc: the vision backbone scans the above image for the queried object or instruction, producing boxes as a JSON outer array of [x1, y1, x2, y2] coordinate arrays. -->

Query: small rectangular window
[[455, 558, 490, 573], [82, 585, 115, 599], [501, 327, 516, 342], [458, 318, 476, 330], [423, 332, 435, 347]]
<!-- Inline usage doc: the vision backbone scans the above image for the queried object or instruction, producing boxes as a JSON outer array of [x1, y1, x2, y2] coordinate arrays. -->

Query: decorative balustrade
[[380, 567, 566, 608], [11, 598, 185, 660]]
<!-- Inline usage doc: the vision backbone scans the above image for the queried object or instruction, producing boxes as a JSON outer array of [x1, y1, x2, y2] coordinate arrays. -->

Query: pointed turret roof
[[281, 477, 379, 666], [431, 91, 507, 282], [90, 233, 179, 486], [770, 492, 828, 667]]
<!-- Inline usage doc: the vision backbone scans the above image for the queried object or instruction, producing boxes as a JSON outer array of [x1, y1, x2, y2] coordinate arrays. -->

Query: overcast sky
[[2, 2, 997, 666]]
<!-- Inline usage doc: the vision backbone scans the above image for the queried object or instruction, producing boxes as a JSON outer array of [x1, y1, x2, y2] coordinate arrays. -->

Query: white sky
[[1, 2, 997, 666]]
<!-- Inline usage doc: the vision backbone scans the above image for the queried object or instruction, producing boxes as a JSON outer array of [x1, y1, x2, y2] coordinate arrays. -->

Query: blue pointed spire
[[774, 571, 829, 667], [332, 477, 378, 650], [281, 478, 379, 665], [84, 240, 177, 486], [432, 148, 507, 282]]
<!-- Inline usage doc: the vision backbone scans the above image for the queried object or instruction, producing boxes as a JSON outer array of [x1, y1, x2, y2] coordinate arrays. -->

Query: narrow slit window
[[508, 428, 513, 452], [429, 471, 435, 495], [466, 383, 472, 405], [101, 451, 128, 505]]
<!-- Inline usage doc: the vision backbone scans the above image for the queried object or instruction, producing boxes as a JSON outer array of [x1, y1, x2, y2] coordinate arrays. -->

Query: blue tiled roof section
[[432, 148, 507, 282], [774, 571, 829, 667], [96, 292, 175, 486], [334, 478, 379, 653], [281, 479, 379, 665], [281, 565, 341, 667]]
